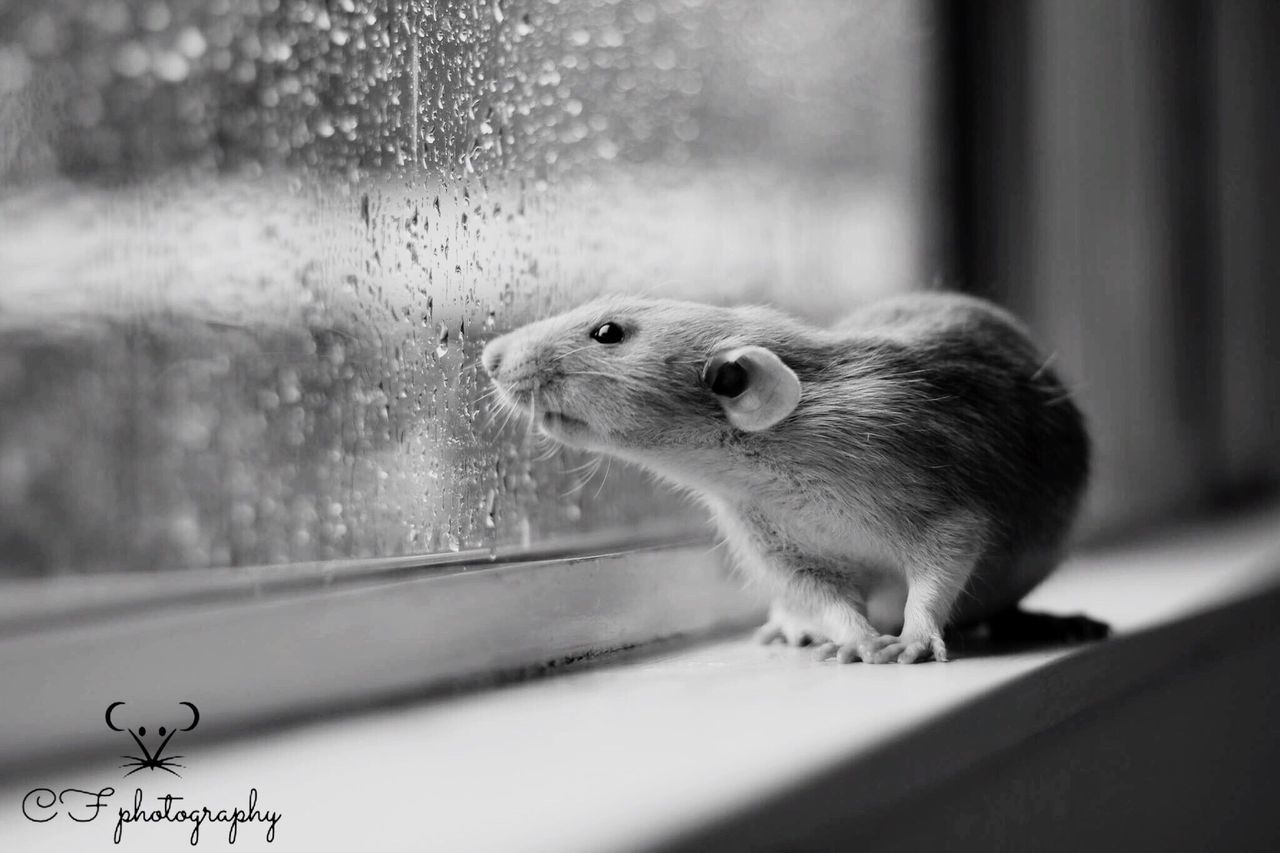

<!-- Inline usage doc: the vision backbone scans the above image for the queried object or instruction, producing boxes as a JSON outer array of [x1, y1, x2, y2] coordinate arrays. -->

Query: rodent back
[[770, 295, 1090, 558]]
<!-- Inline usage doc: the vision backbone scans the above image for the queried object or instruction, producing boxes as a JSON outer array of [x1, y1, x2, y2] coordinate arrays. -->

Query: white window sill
[[4, 508, 1279, 851]]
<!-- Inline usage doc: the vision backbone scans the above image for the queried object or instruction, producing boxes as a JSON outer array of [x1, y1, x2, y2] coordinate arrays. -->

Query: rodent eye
[[589, 322, 625, 344]]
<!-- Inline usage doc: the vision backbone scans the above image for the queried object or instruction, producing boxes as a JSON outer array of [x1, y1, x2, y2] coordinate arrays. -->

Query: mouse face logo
[[105, 701, 200, 778]]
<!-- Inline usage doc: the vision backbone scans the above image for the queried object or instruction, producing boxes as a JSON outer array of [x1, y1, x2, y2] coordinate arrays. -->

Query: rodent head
[[481, 296, 805, 455]]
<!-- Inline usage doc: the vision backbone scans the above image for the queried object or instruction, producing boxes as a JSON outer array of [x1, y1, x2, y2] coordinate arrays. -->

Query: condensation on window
[[0, 0, 936, 577]]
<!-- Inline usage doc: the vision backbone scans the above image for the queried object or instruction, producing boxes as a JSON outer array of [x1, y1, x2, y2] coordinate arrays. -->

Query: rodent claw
[[821, 635, 899, 664], [782, 629, 948, 664], [895, 642, 929, 664], [854, 634, 898, 664], [835, 644, 861, 664], [884, 635, 949, 664], [811, 642, 838, 661], [837, 633, 949, 664], [753, 623, 785, 646], [870, 642, 906, 664], [756, 612, 827, 648]]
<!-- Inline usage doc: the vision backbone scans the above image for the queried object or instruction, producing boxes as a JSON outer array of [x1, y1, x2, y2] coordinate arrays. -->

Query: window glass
[[0, 0, 936, 576]]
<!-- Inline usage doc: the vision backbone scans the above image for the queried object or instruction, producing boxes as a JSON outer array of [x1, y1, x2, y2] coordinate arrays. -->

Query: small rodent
[[481, 293, 1090, 664]]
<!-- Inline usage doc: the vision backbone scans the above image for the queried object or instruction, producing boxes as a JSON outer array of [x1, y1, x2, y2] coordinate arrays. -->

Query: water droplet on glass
[[112, 42, 150, 78], [176, 27, 208, 60], [141, 3, 172, 32]]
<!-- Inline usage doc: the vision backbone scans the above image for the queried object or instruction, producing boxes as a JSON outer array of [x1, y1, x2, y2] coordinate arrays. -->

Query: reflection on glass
[[0, 0, 934, 576]]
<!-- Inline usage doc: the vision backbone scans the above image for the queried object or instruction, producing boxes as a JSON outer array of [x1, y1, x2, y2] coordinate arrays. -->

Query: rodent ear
[[702, 346, 801, 432]]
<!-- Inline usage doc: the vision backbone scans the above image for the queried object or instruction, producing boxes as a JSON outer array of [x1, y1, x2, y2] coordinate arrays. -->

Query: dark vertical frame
[[937, 0, 1033, 312], [1212, 0, 1280, 498], [939, 0, 1279, 536]]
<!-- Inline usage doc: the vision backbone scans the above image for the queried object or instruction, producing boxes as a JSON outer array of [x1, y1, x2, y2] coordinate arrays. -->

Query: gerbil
[[481, 293, 1089, 664]]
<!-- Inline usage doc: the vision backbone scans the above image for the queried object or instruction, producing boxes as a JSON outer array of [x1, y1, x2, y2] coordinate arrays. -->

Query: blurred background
[[0, 0, 1276, 581]]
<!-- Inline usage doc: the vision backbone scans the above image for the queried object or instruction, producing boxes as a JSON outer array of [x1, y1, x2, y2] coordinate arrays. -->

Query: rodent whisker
[[483, 397, 509, 427], [560, 454, 604, 498], [526, 394, 538, 437], [493, 398, 525, 435], [548, 343, 596, 363], [704, 536, 733, 558], [1028, 351, 1058, 382], [592, 455, 613, 499], [559, 453, 602, 475], [560, 369, 650, 391], [474, 384, 501, 403], [489, 405, 513, 435], [532, 439, 562, 463]]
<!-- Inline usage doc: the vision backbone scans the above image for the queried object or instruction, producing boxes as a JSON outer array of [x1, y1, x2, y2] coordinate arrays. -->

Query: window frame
[[0, 535, 761, 777]]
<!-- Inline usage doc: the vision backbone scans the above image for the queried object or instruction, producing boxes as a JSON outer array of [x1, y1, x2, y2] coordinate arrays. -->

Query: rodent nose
[[481, 339, 504, 377]]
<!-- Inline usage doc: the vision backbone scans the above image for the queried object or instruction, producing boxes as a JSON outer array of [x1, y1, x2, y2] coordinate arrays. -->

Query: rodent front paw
[[873, 633, 948, 664], [813, 633, 948, 664], [812, 634, 896, 664], [754, 616, 826, 647]]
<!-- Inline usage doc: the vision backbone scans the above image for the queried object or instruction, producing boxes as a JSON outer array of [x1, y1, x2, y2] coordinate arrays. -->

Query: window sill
[[0, 528, 754, 778], [3, 507, 1279, 851]]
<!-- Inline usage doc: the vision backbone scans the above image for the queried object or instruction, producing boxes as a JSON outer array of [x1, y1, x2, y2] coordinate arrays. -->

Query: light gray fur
[[481, 293, 1090, 664]]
